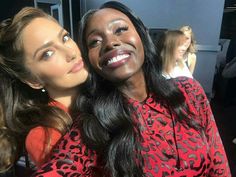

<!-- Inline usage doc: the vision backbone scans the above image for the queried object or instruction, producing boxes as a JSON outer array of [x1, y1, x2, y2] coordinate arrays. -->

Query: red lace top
[[32, 77, 231, 177]]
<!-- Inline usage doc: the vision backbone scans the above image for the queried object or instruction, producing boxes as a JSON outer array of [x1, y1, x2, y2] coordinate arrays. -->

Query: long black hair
[[78, 1, 202, 176]]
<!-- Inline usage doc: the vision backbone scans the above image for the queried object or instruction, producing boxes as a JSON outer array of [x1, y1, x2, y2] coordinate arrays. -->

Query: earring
[[41, 88, 46, 92]]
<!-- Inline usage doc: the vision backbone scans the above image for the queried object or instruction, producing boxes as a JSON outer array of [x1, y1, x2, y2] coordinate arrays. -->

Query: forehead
[[21, 18, 61, 53], [87, 8, 133, 29], [22, 17, 60, 42], [175, 35, 186, 45]]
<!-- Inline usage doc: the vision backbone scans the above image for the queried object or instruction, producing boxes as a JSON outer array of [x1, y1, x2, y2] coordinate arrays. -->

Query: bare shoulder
[[189, 53, 196, 61]]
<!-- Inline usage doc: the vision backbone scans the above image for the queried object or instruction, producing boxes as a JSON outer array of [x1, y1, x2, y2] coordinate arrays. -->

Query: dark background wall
[[0, 0, 34, 21], [221, 11, 236, 39], [221, 0, 236, 38], [0, 0, 235, 39], [0, 0, 80, 41]]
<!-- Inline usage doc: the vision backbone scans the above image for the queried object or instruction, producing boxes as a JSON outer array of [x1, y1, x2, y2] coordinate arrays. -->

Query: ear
[[23, 80, 44, 90]]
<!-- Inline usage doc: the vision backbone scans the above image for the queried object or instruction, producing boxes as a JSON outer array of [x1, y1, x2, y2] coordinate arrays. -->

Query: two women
[[34, 1, 231, 176]]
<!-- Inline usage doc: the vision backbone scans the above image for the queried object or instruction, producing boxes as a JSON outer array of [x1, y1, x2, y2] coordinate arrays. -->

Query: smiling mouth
[[106, 54, 130, 66]]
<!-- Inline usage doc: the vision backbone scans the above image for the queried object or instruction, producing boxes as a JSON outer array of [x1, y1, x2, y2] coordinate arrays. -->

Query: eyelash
[[88, 39, 100, 48], [41, 50, 54, 60], [40, 32, 71, 60], [115, 26, 128, 34], [87, 26, 129, 48]]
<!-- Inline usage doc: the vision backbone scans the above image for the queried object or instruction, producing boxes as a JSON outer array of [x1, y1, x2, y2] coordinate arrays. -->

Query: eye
[[87, 38, 102, 48], [115, 26, 128, 35], [63, 33, 71, 43], [41, 50, 54, 60]]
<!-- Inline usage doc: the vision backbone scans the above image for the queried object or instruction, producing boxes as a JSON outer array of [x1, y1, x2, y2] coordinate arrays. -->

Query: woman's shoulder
[[26, 126, 61, 140], [26, 126, 62, 152], [173, 77, 206, 99], [174, 76, 196, 85], [26, 126, 47, 141], [25, 126, 62, 167], [32, 123, 96, 176], [173, 77, 210, 125], [26, 126, 62, 154], [188, 52, 196, 61], [174, 76, 201, 87]]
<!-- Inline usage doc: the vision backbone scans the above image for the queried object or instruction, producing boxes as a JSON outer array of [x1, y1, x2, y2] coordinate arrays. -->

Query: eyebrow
[[86, 18, 126, 37], [33, 28, 65, 58]]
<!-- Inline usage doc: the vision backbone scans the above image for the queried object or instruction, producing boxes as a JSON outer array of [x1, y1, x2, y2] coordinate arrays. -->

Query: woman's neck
[[47, 88, 78, 108], [118, 71, 147, 102]]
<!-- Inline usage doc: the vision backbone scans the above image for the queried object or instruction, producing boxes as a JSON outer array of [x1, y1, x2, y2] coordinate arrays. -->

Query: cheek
[[40, 71, 62, 83], [186, 39, 191, 46], [47, 67, 65, 76], [88, 51, 99, 69], [129, 35, 144, 58], [174, 50, 179, 57], [39, 62, 68, 79], [128, 34, 141, 47]]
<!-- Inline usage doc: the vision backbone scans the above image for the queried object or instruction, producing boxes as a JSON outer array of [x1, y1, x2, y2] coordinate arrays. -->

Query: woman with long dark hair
[[0, 7, 88, 172], [33, 1, 231, 176]]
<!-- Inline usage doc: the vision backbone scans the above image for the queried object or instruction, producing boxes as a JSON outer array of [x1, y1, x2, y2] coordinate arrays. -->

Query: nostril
[[102, 42, 119, 54], [66, 52, 76, 62]]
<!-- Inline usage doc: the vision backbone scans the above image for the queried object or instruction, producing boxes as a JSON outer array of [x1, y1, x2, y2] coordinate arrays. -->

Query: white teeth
[[107, 54, 129, 65]]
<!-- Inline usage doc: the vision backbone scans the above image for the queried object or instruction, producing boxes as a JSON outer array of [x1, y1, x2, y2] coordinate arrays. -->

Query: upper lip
[[100, 49, 131, 66]]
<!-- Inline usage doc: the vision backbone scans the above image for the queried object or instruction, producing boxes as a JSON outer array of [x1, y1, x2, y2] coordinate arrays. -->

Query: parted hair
[[78, 1, 202, 177], [0, 7, 72, 172]]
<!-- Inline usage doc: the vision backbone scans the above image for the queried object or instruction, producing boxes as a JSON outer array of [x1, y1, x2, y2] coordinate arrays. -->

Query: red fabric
[[25, 126, 62, 167], [25, 100, 67, 167], [32, 77, 231, 176]]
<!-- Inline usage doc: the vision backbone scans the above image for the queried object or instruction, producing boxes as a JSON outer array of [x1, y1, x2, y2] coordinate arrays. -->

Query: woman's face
[[174, 43, 187, 61], [183, 31, 191, 49], [85, 8, 144, 82], [22, 18, 88, 93]]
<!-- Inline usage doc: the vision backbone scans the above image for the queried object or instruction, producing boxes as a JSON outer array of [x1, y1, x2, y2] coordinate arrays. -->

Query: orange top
[[25, 100, 68, 167], [25, 126, 62, 167]]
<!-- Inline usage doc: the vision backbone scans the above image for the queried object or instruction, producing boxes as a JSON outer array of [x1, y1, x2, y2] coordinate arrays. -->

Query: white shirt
[[162, 61, 193, 79]]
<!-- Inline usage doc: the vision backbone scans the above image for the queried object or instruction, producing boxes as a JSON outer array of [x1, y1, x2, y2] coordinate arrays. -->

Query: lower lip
[[70, 62, 84, 73]]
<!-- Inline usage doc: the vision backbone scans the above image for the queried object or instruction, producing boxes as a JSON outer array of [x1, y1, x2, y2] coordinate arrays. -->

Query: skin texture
[[85, 8, 146, 101], [22, 18, 88, 106]]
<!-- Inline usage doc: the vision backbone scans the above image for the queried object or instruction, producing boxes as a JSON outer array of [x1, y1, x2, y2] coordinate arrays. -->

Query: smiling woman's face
[[183, 31, 191, 49], [22, 17, 88, 92], [85, 8, 144, 82]]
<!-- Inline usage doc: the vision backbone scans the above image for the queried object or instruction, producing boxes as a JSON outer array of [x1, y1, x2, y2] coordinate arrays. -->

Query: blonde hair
[[157, 30, 186, 74], [180, 25, 196, 53]]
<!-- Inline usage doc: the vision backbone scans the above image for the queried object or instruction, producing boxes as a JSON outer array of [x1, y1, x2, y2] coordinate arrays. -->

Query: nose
[[64, 46, 76, 62], [102, 34, 121, 53]]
